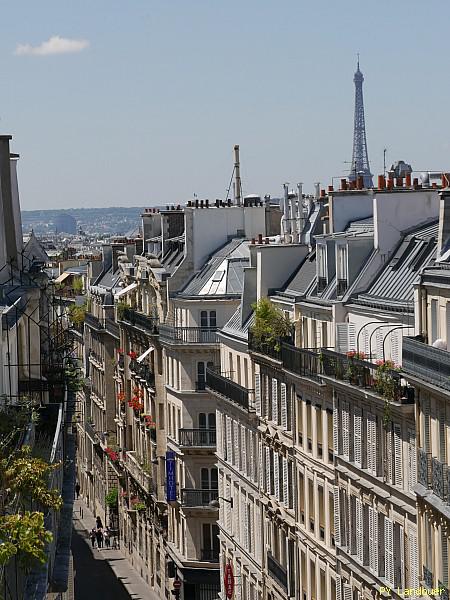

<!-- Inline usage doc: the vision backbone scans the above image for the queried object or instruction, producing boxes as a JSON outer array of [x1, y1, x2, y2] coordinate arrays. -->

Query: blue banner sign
[[166, 451, 176, 502]]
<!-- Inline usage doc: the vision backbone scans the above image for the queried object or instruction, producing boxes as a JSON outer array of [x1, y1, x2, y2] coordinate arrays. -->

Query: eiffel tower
[[348, 58, 373, 188]]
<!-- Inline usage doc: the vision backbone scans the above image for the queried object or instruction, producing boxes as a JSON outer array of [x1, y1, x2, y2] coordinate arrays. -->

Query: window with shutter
[[282, 457, 288, 505], [335, 575, 342, 600], [408, 525, 419, 590], [367, 413, 374, 474], [259, 441, 264, 490], [249, 431, 254, 482], [333, 486, 341, 547], [384, 517, 394, 586], [226, 416, 232, 463], [368, 507, 379, 574], [376, 328, 383, 360], [348, 323, 356, 352], [393, 423, 403, 487], [225, 482, 231, 531], [356, 498, 363, 563], [281, 383, 288, 429], [333, 399, 339, 455], [265, 447, 270, 494], [399, 525, 405, 590], [342, 401, 350, 460], [241, 425, 247, 475], [255, 373, 261, 415], [274, 452, 280, 500], [343, 584, 352, 600], [391, 330, 400, 366], [386, 425, 393, 484], [408, 428, 417, 492], [335, 323, 349, 353], [442, 527, 449, 587], [233, 420, 239, 467], [272, 378, 278, 423], [354, 407, 362, 467], [431, 298, 438, 344]]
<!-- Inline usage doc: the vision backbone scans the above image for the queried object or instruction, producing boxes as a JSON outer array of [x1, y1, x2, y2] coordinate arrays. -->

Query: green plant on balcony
[[116, 302, 130, 320], [142, 461, 152, 475], [72, 276, 84, 294], [68, 302, 86, 330], [133, 502, 146, 512], [345, 351, 368, 384], [250, 298, 292, 352], [374, 360, 400, 428], [106, 487, 119, 510]]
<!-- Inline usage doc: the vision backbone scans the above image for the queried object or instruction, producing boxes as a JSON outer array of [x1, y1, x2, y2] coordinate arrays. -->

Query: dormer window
[[337, 245, 348, 296], [317, 245, 327, 293]]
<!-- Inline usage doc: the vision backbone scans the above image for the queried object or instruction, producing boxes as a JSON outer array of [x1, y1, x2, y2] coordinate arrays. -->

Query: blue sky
[[2, 0, 450, 210]]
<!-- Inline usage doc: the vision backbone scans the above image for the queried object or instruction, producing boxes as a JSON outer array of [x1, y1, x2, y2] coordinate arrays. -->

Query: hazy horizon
[[3, 0, 450, 210]]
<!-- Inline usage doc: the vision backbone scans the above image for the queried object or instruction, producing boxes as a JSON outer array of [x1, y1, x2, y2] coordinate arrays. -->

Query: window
[[202, 523, 219, 561], [199, 413, 216, 429], [200, 310, 216, 328], [197, 361, 214, 390], [337, 245, 348, 296], [431, 299, 438, 344], [201, 467, 218, 490]]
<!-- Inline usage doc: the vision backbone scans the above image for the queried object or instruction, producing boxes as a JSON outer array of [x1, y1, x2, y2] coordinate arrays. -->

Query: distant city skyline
[[3, 0, 450, 210]]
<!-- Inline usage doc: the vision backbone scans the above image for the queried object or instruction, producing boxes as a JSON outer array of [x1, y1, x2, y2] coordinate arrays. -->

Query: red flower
[[128, 351, 137, 360], [118, 348, 124, 355]]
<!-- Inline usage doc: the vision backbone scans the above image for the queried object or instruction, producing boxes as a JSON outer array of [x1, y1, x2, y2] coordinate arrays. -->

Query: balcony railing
[[180, 489, 218, 507], [85, 312, 104, 330], [418, 448, 429, 487], [321, 349, 414, 404], [281, 343, 320, 381], [179, 429, 216, 447], [206, 368, 253, 411], [121, 308, 158, 335], [248, 332, 283, 361], [423, 566, 433, 588], [84, 421, 101, 445], [159, 325, 218, 344], [403, 336, 450, 392], [105, 318, 120, 338], [125, 451, 153, 494], [201, 548, 219, 562], [130, 361, 155, 388], [267, 552, 288, 590], [432, 457, 447, 500]]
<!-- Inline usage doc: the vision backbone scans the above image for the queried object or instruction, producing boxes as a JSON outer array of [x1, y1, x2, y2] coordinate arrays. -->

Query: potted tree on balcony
[[250, 298, 293, 354]]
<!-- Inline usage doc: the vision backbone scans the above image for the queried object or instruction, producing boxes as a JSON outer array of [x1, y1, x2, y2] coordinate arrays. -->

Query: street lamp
[[209, 496, 233, 509]]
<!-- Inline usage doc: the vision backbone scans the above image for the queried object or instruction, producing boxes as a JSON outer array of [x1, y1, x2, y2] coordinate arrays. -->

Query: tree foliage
[[0, 512, 52, 566], [250, 297, 293, 350], [68, 303, 86, 329]]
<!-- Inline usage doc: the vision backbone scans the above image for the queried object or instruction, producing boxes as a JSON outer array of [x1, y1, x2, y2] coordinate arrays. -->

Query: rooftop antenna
[[383, 148, 387, 179]]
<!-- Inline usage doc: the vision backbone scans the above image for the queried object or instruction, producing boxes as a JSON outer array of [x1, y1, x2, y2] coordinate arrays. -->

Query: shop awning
[[114, 282, 137, 298], [137, 346, 154, 363], [55, 271, 72, 284]]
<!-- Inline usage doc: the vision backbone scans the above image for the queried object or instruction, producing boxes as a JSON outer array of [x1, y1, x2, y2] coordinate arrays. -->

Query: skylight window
[[212, 270, 225, 282]]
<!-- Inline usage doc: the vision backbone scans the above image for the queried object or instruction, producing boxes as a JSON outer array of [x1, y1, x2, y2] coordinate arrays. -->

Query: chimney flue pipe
[[234, 144, 241, 206]]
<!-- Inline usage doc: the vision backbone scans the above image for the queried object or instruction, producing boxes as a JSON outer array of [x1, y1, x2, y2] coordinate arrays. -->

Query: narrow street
[[71, 498, 162, 600]]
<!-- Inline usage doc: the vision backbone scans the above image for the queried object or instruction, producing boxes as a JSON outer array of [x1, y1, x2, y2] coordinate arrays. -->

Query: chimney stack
[[0, 136, 17, 265], [378, 175, 386, 189]]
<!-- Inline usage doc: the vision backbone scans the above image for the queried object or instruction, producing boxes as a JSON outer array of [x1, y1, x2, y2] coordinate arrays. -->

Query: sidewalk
[[72, 497, 162, 600]]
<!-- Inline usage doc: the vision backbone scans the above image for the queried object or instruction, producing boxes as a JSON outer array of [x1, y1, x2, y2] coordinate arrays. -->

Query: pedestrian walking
[[89, 528, 96, 549], [75, 482, 80, 499], [104, 527, 110, 548], [96, 527, 103, 549], [96, 516, 103, 529]]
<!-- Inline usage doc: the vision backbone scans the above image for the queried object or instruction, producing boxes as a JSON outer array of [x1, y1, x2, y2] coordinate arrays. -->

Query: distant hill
[[21, 206, 152, 236]]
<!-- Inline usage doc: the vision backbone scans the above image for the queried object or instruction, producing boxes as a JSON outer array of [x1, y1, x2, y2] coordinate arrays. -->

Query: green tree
[[250, 297, 293, 351]]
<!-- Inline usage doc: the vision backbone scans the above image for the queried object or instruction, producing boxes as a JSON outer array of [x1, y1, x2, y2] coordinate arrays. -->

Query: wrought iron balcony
[[130, 361, 155, 388], [105, 318, 120, 338], [121, 307, 158, 335], [206, 368, 253, 411], [84, 312, 104, 331], [84, 421, 101, 445], [179, 428, 216, 447], [321, 349, 414, 404], [403, 336, 450, 392], [423, 566, 433, 588], [248, 331, 283, 360], [267, 552, 288, 590], [438, 582, 449, 600], [159, 324, 218, 344], [125, 451, 153, 495], [201, 548, 219, 562], [432, 457, 447, 500], [180, 489, 218, 507], [281, 343, 320, 381], [418, 448, 429, 488]]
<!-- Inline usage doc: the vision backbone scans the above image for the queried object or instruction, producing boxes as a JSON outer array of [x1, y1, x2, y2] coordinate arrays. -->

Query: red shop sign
[[224, 562, 234, 599]]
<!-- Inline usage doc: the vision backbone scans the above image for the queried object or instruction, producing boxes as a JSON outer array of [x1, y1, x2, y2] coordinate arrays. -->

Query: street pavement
[[72, 497, 163, 600]]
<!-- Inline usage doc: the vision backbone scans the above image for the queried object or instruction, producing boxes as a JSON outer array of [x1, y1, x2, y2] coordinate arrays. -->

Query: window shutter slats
[[333, 399, 339, 456], [255, 373, 261, 416], [333, 486, 341, 547], [282, 457, 288, 505], [408, 428, 417, 492], [342, 401, 350, 460], [354, 407, 362, 467], [356, 498, 363, 563], [272, 378, 278, 424], [274, 452, 280, 500], [281, 383, 287, 429], [259, 440, 264, 490], [265, 447, 270, 494], [384, 517, 394, 586], [241, 425, 247, 475], [409, 525, 419, 590], [393, 423, 403, 487]]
